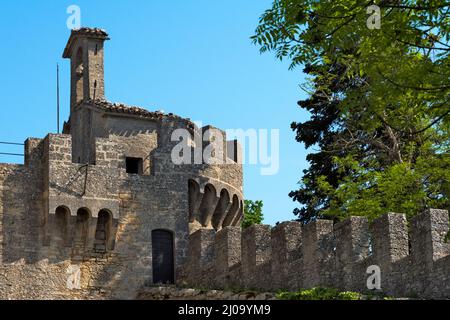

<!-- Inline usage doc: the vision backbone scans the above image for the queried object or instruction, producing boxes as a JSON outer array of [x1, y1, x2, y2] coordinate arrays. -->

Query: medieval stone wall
[[0, 27, 246, 299], [0, 132, 448, 300], [0, 125, 243, 299], [181, 209, 450, 299]]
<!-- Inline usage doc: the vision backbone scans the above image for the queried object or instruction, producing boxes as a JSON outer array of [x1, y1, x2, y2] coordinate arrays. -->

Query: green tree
[[242, 200, 264, 229], [252, 0, 450, 222]]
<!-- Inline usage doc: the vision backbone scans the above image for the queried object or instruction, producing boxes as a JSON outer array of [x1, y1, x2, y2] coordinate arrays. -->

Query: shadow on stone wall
[[181, 209, 450, 299], [1, 138, 44, 265]]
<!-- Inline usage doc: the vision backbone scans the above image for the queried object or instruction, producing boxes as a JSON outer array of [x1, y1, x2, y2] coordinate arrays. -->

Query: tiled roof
[[71, 27, 109, 38], [80, 99, 193, 126], [63, 27, 110, 58]]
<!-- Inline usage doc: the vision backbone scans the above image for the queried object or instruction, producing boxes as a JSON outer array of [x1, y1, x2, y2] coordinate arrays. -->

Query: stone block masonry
[[181, 209, 450, 299], [0, 27, 244, 299], [0, 127, 244, 299]]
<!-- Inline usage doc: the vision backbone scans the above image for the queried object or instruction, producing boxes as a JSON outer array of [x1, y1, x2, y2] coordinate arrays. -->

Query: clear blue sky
[[0, 0, 310, 225]]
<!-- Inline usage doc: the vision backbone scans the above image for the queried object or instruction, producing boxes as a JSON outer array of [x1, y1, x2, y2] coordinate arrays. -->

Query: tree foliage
[[276, 287, 361, 300], [252, 0, 450, 222], [242, 200, 264, 229]]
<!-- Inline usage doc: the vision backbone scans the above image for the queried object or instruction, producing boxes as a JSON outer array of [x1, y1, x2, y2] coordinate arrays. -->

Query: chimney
[[62, 28, 110, 111]]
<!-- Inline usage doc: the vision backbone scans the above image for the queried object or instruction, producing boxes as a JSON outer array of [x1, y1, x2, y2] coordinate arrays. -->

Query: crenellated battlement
[[181, 209, 450, 299]]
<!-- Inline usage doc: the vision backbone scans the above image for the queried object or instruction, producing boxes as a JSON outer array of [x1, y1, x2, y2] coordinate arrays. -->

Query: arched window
[[152, 229, 175, 284], [94, 209, 112, 253], [74, 208, 90, 250], [54, 206, 70, 246], [74, 47, 84, 104]]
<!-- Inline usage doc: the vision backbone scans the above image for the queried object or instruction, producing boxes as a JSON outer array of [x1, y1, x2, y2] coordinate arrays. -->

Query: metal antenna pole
[[57, 63, 60, 134]]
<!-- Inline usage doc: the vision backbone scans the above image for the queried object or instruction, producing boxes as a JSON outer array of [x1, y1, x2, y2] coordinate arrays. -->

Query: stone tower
[[63, 28, 110, 164], [0, 27, 245, 299], [63, 28, 109, 110]]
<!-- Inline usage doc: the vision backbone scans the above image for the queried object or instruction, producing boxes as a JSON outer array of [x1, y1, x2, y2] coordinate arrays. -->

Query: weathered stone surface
[[181, 210, 450, 299], [0, 27, 243, 300], [136, 286, 276, 300]]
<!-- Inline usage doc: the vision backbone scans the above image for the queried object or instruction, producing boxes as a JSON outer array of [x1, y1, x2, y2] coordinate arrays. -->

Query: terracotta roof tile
[[63, 27, 110, 58], [79, 100, 194, 128], [71, 27, 109, 38]]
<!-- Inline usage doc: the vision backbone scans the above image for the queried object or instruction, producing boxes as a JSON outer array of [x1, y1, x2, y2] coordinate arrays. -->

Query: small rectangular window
[[126, 157, 143, 174]]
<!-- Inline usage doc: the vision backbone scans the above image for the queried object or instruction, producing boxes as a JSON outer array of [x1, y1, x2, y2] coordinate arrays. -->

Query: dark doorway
[[152, 230, 174, 284]]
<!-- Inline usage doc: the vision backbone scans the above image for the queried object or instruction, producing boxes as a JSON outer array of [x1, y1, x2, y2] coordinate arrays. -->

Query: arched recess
[[231, 200, 244, 226], [74, 47, 84, 104], [54, 206, 70, 247], [222, 195, 240, 227], [188, 179, 201, 223], [211, 189, 231, 230], [199, 184, 218, 227], [152, 229, 175, 284], [94, 209, 113, 253], [73, 208, 90, 250]]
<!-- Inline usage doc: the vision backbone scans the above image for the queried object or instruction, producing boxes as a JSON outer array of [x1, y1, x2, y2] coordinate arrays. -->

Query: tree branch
[[377, 68, 450, 91], [380, 4, 450, 10]]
